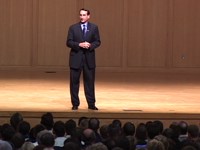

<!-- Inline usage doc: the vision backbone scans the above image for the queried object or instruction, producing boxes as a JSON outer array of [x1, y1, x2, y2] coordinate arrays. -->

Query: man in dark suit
[[66, 8, 101, 110]]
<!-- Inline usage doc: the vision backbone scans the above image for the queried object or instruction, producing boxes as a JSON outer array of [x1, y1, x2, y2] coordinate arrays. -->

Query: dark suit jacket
[[66, 22, 101, 69]]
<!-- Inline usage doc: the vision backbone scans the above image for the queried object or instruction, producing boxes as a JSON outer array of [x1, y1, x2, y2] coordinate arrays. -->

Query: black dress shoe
[[72, 106, 78, 110], [88, 106, 98, 110]]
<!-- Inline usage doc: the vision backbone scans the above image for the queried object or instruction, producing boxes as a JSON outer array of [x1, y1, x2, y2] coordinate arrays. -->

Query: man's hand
[[79, 41, 91, 49]]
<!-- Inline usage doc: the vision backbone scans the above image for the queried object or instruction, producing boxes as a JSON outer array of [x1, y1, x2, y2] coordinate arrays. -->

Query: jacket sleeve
[[66, 26, 80, 52], [89, 26, 101, 51]]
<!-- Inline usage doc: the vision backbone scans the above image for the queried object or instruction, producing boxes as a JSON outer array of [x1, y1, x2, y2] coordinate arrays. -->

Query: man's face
[[80, 10, 90, 23]]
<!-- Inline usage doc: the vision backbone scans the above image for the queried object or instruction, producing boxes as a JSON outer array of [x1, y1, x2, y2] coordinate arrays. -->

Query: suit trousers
[[70, 54, 96, 107]]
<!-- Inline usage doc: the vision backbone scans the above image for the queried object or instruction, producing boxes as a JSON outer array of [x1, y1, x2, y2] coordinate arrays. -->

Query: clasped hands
[[79, 41, 91, 49]]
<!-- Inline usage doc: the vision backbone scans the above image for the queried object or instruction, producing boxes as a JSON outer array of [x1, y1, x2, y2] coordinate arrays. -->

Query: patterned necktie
[[82, 24, 86, 38]]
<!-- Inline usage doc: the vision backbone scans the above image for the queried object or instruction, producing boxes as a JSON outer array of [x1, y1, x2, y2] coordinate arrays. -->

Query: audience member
[[154, 135, 169, 150], [104, 138, 116, 150], [114, 136, 130, 150], [0, 139, 13, 150], [31, 124, 46, 146], [178, 121, 188, 142], [53, 120, 67, 149], [147, 139, 165, 150], [86, 142, 108, 150], [123, 122, 135, 150], [17, 120, 31, 141], [107, 123, 122, 140], [10, 112, 23, 131], [135, 123, 148, 150], [88, 117, 101, 142], [181, 124, 200, 149], [33, 145, 46, 150], [21, 141, 35, 150], [99, 124, 109, 143], [2, 112, 200, 150], [75, 116, 89, 146], [64, 119, 76, 138], [146, 121, 161, 139], [112, 120, 122, 128], [0, 125, 2, 139], [111, 147, 123, 150], [169, 122, 181, 149], [1, 123, 16, 145], [123, 122, 135, 137], [63, 141, 80, 150], [11, 132, 25, 150], [40, 112, 54, 132], [162, 128, 177, 150], [181, 145, 197, 150], [154, 120, 164, 134], [37, 130, 55, 149], [78, 116, 89, 130], [81, 128, 96, 149]]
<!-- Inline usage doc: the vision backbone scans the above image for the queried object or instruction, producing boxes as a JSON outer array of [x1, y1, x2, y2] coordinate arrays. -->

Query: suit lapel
[[86, 23, 91, 37], [78, 23, 83, 39], [84, 23, 92, 41]]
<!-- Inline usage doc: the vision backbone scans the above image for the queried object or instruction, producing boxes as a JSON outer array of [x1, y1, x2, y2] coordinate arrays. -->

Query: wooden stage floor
[[1, 70, 200, 126]]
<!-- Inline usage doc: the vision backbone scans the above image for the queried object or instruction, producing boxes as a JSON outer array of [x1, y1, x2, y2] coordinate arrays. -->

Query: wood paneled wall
[[0, 0, 200, 72], [126, 0, 168, 67], [173, 0, 200, 67], [0, 0, 32, 66]]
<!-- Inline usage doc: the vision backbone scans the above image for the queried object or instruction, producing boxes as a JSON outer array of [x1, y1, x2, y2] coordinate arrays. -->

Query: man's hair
[[123, 122, 135, 136], [40, 112, 54, 130], [65, 119, 76, 136], [147, 139, 165, 150], [64, 141, 81, 150], [86, 142, 108, 150], [182, 145, 197, 150], [41, 132, 55, 147], [88, 117, 100, 131], [78, 116, 88, 129], [188, 124, 199, 138], [0, 140, 12, 150], [154, 135, 169, 150], [80, 8, 90, 15], [11, 132, 25, 149], [178, 121, 188, 134], [112, 119, 122, 128], [10, 112, 23, 130], [135, 123, 147, 141], [147, 122, 161, 139], [1, 123, 15, 141], [17, 120, 31, 136], [53, 120, 66, 137], [37, 130, 55, 147], [81, 128, 96, 146]]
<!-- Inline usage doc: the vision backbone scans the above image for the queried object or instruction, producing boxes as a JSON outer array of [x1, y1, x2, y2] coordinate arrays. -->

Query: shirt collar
[[81, 22, 88, 27]]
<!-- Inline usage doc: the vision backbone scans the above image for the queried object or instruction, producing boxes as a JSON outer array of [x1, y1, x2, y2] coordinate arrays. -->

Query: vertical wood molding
[[165, 0, 174, 68], [32, 0, 39, 67]]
